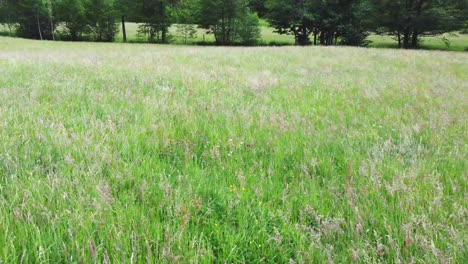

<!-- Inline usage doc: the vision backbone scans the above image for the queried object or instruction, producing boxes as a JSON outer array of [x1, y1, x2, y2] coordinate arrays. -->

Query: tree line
[[0, 0, 466, 48]]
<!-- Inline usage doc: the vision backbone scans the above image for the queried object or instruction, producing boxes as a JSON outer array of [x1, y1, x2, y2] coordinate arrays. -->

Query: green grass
[[0, 36, 467, 263]]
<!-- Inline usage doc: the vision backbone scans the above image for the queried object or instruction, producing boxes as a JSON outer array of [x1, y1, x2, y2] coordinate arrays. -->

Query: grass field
[[0, 36, 467, 263]]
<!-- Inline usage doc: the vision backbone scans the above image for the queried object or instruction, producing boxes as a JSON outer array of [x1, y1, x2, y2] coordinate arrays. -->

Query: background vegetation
[[0, 0, 467, 49]]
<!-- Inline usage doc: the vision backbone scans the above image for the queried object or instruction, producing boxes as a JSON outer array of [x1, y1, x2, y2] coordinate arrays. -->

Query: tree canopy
[[0, 0, 466, 47]]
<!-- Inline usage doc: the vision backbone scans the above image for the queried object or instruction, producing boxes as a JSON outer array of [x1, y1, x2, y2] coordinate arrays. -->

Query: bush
[[200, 0, 260, 46], [340, 27, 370, 46], [236, 12, 261, 45], [87, 0, 119, 42]]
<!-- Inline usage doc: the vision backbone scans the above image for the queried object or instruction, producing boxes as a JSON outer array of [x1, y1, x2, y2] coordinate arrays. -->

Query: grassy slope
[[0, 37, 467, 263]]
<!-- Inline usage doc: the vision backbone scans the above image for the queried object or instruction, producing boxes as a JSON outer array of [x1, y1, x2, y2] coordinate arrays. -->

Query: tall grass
[[0, 37, 467, 263]]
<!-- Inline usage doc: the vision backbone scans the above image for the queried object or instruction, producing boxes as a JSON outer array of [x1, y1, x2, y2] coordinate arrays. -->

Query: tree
[[199, 0, 260, 45], [249, 0, 268, 17], [135, 0, 178, 43], [375, 0, 466, 49], [266, 0, 314, 45], [267, 0, 372, 46], [87, 0, 119, 42], [55, 0, 89, 41], [175, 24, 197, 44], [44, 0, 56, 40], [0, 0, 16, 36], [8, 0, 56, 40], [334, 0, 374, 46], [173, 0, 198, 44], [115, 0, 137, 42], [236, 11, 261, 45]]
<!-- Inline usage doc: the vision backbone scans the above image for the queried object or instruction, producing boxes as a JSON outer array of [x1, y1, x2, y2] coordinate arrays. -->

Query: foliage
[[87, 0, 119, 42], [236, 11, 261, 45], [249, 0, 268, 17], [173, 0, 198, 44], [175, 24, 197, 44], [266, 0, 314, 45], [0, 0, 466, 47], [55, 0, 89, 40], [5, 0, 55, 39], [267, 0, 373, 46], [199, 0, 260, 45], [135, 0, 177, 43], [0, 0, 16, 36], [374, 0, 467, 49]]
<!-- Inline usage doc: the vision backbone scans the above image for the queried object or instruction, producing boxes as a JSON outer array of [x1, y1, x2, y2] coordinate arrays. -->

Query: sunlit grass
[[0, 36, 467, 263]]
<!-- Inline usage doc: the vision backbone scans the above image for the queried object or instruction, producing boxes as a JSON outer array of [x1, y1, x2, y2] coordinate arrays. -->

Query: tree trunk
[[228, 16, 232, 45], [326, 32, 332, 46], [121, 16, 127, 42], [313, 30, 317, 45], [302, 26, 306, 43], [220, 8, 226, 45], [411, 30, 418, 48], [50, 19, 55, 40], [49, 4, 55, 40], [397, 31, 401, 48], [36, 9, 43, 40], [412, 0, 423, 49], [403, 28, 410, 49], [7, 23, 12, 36], [160, 1, 166, 44]]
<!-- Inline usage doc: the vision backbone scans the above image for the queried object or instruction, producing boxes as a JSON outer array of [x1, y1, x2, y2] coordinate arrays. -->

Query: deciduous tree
[[199, 0, 260, 45], [375, 0, 466, 49]]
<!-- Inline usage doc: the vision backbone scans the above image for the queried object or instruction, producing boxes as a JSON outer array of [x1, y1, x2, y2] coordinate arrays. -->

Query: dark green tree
[[174, 0, 199, 44], [8, 0, 56, 40], [334, 0, 374, 46], [266, 0, 315, 45], [249, 0, 268, 17], [375, 0, 466, 49], [136, 0, 178, 43], [55, 0, 89, 41], [267, 0, 372, 46], [0, 0, 16, 36], [115, 0, 137, 42], [199, 0, 260, 45], [87, 0, 119, 42]]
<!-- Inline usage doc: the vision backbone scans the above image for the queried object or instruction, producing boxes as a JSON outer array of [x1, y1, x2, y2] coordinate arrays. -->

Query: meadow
[[0, 36, 467, 263]]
